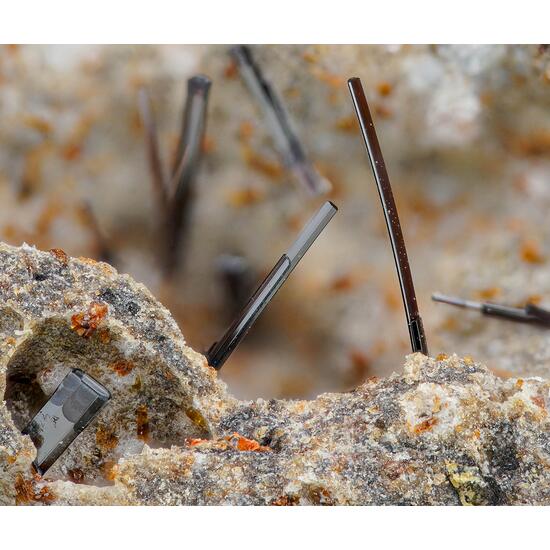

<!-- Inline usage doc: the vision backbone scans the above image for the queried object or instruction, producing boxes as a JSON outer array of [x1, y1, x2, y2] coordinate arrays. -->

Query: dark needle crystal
[[230, 45, 330, 196], [165, 75, 212, 275], [206, 201, 338, 370], [348, 77, 428, 355], [432, 292, 550, 327]]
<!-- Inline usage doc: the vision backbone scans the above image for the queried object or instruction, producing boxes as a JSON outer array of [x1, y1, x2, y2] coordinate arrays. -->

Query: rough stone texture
[[1, 243, 549, 505]]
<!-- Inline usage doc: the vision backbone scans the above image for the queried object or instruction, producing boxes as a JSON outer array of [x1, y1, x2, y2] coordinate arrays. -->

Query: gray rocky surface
[[1, 242, 549, 505]]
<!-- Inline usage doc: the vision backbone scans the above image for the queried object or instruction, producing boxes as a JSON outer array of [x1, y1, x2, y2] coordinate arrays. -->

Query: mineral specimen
[[1, 242, 549, 505], [2, 45, 549, 400]]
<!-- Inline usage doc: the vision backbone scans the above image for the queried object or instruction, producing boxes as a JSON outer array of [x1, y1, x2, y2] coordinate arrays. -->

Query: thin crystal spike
[[206, 201, 337, 370], [348, 77, 428, 355], [431, 292, 483, 311], [432, 292, 550, 326], [231, 45, 330, 196], [164, 75, 212, 275]]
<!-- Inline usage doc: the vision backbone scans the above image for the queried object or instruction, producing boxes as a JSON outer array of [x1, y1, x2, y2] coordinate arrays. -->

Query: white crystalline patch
[[402, 53, 481, 147], [115, 436, 144, 458], [113, 330, 141, 358], [403, 54, 446, 93], [505, 378, 549, 413], [39, 45, 103, 72], [436, 45, 507, 77], [523, 165, 550, 202], [426, 74, 481, 146], [400, 382, 463, 436], [36, 363, 72, 395]]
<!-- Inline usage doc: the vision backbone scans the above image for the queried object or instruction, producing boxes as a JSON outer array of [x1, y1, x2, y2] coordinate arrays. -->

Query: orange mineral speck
[[49, 248, 69, 266], [476, 287, 502, 300], [98, 328, 111, 344], [526, 294, 542, 305], [136, 405, 150, 441], [62, 142, 82, 161], [22, 114, 53, 136], [15, 474, 34, 505], [71, 301, 108, 338], [520, 240, 545, 264], [109, 359, 135, 377], [436, 353, 448, 361], [188, 438, 208, 447], [348, 350, 371, 382], [376, 81, 393, 97], [96, 425, 119, 451], [102, 461, 117, 481], [224, 59, 237, 79], [226, 186, 266, 208], [531, 395, 546, 410], [334, 115, 358, 133], [15, 474, 55, 505], [329, 270, 367, 293], [302, 51, 318, 64], [226, 432, 269, 452], [201, 135, 215, 154], [413, 417, 438, 434], [512, 130, 550, 157], [77, 256, 99, 266], [315, 70, 345, 89], [67, 468, 85, 484], [241, 145, 283, 179], [271, 495, 300, 506]]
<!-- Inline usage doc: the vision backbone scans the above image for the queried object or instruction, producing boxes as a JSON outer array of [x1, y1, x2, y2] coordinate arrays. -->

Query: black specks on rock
[[99, 287, 140, 317], [219, 407, 256, 433], [483, 476, 507, 505], [487, 422, 520, 475], [259, 427, 285, 452], [99, 288, 116, 303], [127, 301, 140, 316], [33, 273, 48, 282]]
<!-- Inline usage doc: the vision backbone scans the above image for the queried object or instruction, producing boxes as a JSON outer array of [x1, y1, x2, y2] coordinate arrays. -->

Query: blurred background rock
[[0, 44, 549, 398]]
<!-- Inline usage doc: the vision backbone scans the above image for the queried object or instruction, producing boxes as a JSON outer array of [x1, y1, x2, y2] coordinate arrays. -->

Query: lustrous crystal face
[[23, 369, 110, 475]]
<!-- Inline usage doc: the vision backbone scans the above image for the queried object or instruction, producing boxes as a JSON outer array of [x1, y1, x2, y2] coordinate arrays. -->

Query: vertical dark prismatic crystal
[[348, 77, 428, 355], [166, 75, 212, 275], [137, 74, 212, 276], [230, 45, 330, 196], [206, 201, 338, 370], [23, 369, 110, 475]]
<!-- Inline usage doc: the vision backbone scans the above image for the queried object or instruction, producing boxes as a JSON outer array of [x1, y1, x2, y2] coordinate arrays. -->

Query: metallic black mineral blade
[[348, 77, 428, 355], [23, 369, 110, 475], [433, 292, 550, 327], [206, 201, 337, 370]]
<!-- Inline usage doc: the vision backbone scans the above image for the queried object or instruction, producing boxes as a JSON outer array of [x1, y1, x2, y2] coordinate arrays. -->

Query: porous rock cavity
[[0, 242, 549, 505]]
